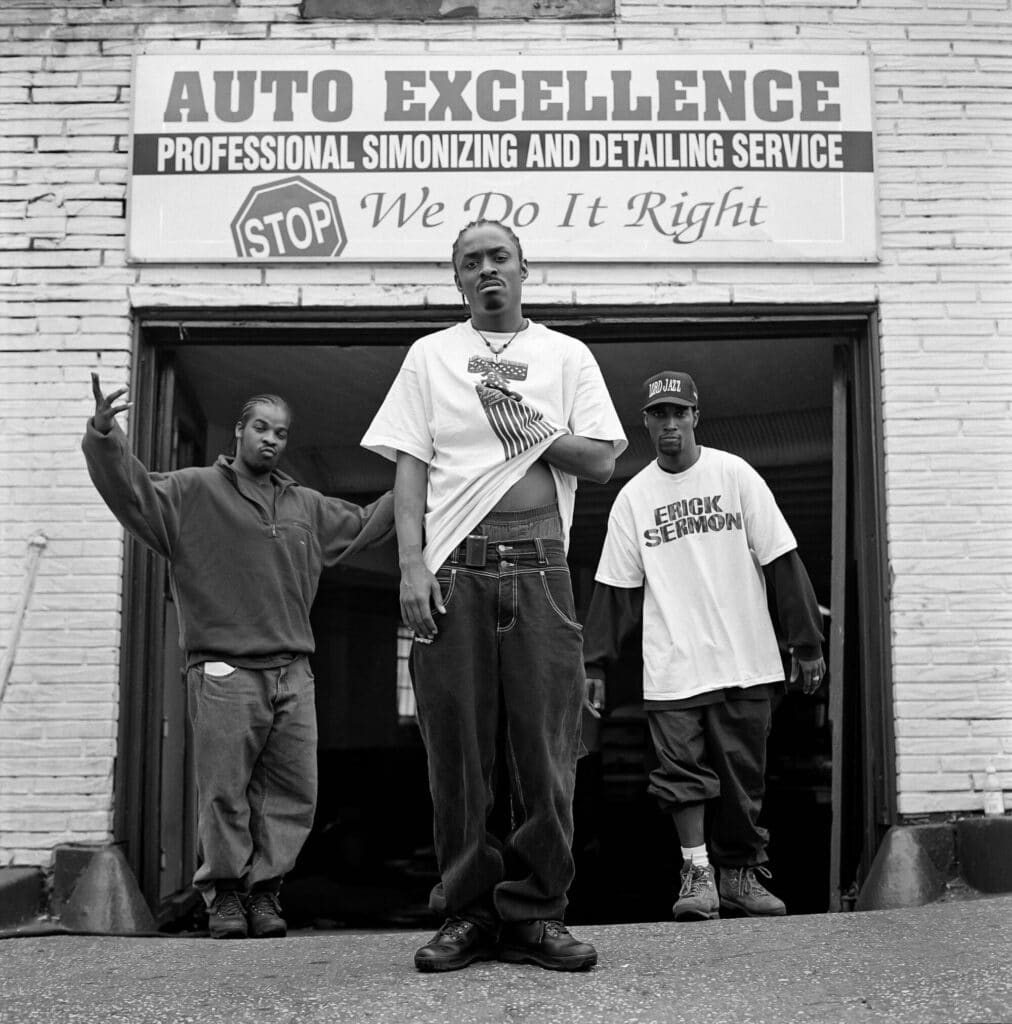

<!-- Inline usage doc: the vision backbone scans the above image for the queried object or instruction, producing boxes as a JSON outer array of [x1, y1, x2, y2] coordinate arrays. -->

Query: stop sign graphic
[[231, 176, 346, 259]]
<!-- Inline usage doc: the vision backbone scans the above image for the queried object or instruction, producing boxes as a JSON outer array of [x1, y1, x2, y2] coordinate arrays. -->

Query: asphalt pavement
[[2, 896, 1010, 1024]]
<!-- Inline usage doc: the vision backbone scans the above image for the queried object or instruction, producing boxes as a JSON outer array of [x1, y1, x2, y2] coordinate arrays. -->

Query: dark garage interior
[[135, 313, 842, 928]]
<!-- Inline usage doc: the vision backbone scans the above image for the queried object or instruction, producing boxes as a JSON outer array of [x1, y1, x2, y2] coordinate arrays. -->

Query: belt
[[449, 535, 557, 568]]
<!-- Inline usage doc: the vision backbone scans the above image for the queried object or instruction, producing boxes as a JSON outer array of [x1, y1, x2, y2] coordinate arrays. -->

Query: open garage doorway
[[116, 305, 892, 928]]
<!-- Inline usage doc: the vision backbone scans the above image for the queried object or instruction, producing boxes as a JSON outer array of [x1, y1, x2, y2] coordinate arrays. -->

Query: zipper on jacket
[[220, 460, 289, 539]]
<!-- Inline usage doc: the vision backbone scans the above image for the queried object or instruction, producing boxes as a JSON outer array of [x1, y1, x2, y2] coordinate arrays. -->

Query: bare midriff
[[491, 459, 557, 512]]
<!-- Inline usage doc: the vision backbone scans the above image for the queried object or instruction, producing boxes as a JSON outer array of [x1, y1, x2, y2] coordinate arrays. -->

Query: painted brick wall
[[1, 0, 1009, 866]]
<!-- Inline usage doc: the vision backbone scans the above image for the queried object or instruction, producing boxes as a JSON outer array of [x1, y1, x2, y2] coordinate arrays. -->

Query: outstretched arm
[[316, 490, 396, 566], [81, 373, 181, 559]]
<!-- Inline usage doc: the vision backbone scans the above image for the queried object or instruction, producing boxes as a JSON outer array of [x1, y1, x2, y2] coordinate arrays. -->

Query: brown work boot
[[719, 866, 787, 917], [208, 890, 248, 939], [499, 920, 598, 971], [414, 918, 498, 972], [247, 890, 287, 938], [672, 861, 719, 921]]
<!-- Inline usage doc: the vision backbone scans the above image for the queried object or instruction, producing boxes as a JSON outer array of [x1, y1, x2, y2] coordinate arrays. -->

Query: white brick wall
[[1, 0, 1010, 865]]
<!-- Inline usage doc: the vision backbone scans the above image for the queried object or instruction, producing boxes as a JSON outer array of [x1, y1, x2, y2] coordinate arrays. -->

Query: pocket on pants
[[203, 661, 237, 678], [198, 663, 262, 705], [537, 568, 583, 631], [185, 665, 203, 724], [434, 567, 459, 610]]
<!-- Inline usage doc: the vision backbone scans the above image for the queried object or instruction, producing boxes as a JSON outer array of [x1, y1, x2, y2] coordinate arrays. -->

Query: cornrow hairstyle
[[233, 394, 293, 454], [238, 394, 292, 427], [451, 219, 525, 272]]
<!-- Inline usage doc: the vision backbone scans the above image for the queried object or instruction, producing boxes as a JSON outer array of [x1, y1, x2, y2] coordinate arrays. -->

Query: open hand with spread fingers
[[91, 372, 132, 434]]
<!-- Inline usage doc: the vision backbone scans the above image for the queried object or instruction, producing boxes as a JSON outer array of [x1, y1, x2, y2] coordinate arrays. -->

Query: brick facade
[[1, 0, 1009, 866]]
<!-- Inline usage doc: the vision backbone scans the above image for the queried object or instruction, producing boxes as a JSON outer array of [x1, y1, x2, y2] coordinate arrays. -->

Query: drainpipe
[[0, 533, 48, 707]]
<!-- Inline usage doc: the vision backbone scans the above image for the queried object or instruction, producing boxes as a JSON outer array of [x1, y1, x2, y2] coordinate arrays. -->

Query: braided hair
[[233, 394, 292, 454], [238, 394, 292, 429], [451, 219, 525, 272]]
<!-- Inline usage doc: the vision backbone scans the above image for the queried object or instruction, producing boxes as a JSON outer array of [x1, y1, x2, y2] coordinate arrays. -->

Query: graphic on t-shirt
[[467, 355, 528, 381], [643, 494, 743, 547], [467, 356, 555, 460]]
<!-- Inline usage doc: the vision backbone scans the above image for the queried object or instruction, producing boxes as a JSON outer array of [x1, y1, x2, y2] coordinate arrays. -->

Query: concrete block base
[[857, 816, 1012, 911], [0, 867, 45, 929], [957, 816, 1012, 893], [54, 843, 156, 935], [855, 825, 948, 911]]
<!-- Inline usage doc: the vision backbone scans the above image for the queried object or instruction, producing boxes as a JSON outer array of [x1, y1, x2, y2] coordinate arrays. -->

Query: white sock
[[682, 844, 709, 867]]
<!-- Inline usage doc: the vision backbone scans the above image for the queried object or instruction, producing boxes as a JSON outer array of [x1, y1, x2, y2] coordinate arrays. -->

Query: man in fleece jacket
[[83, 373, 393, 940]]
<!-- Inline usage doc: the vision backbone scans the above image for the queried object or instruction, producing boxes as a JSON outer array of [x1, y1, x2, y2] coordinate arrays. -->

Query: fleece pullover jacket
[[82, 419, 394, 668]]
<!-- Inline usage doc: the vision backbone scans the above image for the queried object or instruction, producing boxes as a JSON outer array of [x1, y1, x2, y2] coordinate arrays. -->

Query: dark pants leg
[[706, 698, 771, 868], [411, 528, 584, 926], [495, 545, 584, 921], [188, 657, 318, 903], [647, 696, 771, 868], [411, 564, 504, 927]]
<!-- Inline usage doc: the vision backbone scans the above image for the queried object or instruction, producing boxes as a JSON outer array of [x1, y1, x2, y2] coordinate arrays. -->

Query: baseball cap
[[641, 371, 699, 411]]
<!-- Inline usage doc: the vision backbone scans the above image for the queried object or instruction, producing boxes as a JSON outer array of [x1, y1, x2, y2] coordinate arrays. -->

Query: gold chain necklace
[[472, 319, 526, 361]]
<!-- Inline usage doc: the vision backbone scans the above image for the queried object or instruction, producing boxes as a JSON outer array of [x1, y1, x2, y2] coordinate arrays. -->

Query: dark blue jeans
[[411, 505, 584, 927]]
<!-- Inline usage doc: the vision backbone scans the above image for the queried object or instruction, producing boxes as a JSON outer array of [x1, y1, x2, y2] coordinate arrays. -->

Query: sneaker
[[208, 890, 248, 939], [499, 920, 597, 971], [414, 918, 498, 973], [719, 865, 787, 917], [247, 890, 287, 938], [672, 861, 719, 921]]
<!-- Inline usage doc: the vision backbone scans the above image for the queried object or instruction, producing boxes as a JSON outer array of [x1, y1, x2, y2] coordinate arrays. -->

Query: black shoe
[[247, 890, 287, 938], [208, 890, 248, 939], [413, 918, 498, 973], [499, 920, 597, 971]]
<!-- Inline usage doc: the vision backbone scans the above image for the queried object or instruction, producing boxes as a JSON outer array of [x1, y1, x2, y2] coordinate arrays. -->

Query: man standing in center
[[362, 220, 626, 972]]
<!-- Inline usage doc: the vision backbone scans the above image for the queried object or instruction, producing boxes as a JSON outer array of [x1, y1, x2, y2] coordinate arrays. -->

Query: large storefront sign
[[127, 54, 876, 263]]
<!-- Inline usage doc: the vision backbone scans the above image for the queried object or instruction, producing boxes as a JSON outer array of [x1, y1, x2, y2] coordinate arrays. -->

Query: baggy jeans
[[186, 655, 317, 903], [646, 696, 772, 867], [410, 506, 585, 927]]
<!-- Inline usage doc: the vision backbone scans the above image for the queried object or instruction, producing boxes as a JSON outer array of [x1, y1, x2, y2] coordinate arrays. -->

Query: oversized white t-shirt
[[595, 448, 796, 701], [362, 319, 627, 572]]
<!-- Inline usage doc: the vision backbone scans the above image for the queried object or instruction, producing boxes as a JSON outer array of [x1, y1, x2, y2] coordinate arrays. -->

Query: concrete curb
[[1, 844, 156, 936], [857, 817, 1012, 910]]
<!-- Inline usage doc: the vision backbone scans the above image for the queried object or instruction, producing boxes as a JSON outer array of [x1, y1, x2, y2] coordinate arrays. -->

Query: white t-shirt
[[595, 448, 796, 701], [362, 319, 627, 572]]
